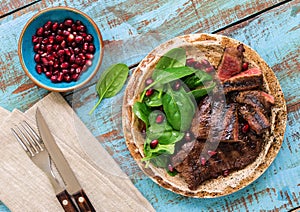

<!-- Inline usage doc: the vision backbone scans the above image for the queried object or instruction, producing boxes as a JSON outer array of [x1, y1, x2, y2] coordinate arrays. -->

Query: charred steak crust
[[171, 138, 263, 190]]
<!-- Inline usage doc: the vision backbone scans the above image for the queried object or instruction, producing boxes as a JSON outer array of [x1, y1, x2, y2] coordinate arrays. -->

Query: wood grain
[[0, 0, 299, 211]]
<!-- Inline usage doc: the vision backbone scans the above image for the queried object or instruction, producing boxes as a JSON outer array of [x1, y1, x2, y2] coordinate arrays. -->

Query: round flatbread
[[122, 33, 287, 197]]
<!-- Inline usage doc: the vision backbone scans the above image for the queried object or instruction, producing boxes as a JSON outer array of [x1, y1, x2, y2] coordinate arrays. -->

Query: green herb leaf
[[183, 70, 213, 89], [155, 48, 186, 71], [144, 91, 163, 107], [133, 102, 151, 127], [162, 85, 196, 131], [189, 82, 216, 99], [89, 63, 129, 114]]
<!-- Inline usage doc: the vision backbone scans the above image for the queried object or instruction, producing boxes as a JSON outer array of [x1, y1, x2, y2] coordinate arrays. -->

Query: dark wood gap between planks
[[0, 0, 41, 19]]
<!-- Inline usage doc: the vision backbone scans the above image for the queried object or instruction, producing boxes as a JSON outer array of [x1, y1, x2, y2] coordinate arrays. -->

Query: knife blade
[[36, 108, 96, 212]]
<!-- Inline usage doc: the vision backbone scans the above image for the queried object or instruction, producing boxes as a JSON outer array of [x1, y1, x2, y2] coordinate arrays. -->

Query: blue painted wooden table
[[0, 0, 299, 211]]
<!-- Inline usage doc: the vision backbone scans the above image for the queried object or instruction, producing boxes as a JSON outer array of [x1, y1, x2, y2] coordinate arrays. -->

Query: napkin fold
[[0, 93, 154, 212]]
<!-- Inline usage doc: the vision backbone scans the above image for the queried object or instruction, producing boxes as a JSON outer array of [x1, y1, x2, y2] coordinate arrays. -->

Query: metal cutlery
[[36, 108, 96, 212], [11, 121, 78, 212]]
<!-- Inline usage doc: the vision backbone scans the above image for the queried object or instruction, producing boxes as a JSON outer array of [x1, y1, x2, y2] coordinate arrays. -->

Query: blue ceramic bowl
[[18, 6, 103, 92]]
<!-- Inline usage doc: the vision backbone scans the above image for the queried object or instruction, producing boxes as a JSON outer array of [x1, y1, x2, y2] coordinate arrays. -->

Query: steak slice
[[222, 68, 263, 93], [171, 138, 263, 190], [236, 90, 275, 112], [217, 44, 245, 81], [220, 103, 239, 142], [239, 105, 270, 135], [190, 96, 211, 140]]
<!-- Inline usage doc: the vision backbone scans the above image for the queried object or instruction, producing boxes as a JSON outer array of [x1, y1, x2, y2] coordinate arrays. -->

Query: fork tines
[[11, 121, 44, 157]]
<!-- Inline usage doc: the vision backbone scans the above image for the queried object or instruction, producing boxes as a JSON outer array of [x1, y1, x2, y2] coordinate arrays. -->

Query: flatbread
[[122, 33, 287, 197]]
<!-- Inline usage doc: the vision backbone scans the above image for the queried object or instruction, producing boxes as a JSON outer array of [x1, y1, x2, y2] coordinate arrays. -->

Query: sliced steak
[[239, 105, 270, 135], [236, 90, 275, 112], [217, 44, 245, 81], [190, 96, 211, 140], [171, 138, 263, 190], [222, 68, 263, 93], [220, 103, 239, 142]]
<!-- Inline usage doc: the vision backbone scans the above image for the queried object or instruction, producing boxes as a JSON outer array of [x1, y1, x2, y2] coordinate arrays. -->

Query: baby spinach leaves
[[89, 63, 129, 114], [133, 47, 216, 174]]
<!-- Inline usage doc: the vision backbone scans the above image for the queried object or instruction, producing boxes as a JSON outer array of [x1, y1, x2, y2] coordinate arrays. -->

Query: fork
[[11, 121, 78, 212]]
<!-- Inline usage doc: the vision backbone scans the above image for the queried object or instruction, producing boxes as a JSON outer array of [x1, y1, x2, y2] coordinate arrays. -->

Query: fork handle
[[57, 190, 78, 212], [73, 189, 96, 212]]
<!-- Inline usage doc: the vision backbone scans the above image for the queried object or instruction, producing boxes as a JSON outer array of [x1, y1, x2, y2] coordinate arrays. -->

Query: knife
[[36, 108, 96, 212]]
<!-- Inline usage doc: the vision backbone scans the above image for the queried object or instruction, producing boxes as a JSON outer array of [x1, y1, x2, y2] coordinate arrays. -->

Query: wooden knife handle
[[56, 190, 78, 212], [73, 189, 96, 212]]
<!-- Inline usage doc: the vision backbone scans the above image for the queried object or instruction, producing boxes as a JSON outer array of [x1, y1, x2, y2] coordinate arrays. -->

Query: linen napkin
[[0, 93, 154, 212]]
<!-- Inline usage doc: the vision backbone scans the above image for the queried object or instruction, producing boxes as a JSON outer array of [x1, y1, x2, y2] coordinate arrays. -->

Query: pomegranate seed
[[82, 65, 88, 72], [41, 52, 47, 58], [46, 44, 52, 53], [184, 132, 193, 142], [50, 75, 57, 82], [70, 54, 76, 63], [64, 19, 73, 27], [63, 30, 70, 36], [34, 54, 41, 62], [60, 40, 66, 48], [41, 57, 49, 66], [223, 170, 229, 176], [45, 71, 52, 78], [32, 35, 39, 43], [168, 164, 174, 172], [64, 75, 71, 82], [42, 38, 49, 44], [85, 60, 92, 67], [60, 62, 69, 69], [194, 61, 204, 70], [145, 78, 154, 86], [85, 34, 93, 42], [72, 73, 79, 81], [57, 29, 63, 35], [201, 157, 206, 166], [85, 53, 94, 60], [52, 22, 59, 31], [208, 150, 217, 156], [155, 114, 164, 123], [150, 139, 159, 149], [75, 67, 82, 74], [75, 20, 82, 25], [44, 21, 52, 30], [71, 64, 79, 69], [59, 23, 64, 29], [83, 42, 89, 51], [242, 123, 249, 133], [62, 69, 69, 75], [172, 81, 181, 91], [57, 72, 64, 82], [35, 64, 42, 74], [53, 61, 59, 69], [242, 62, 249, 70], [53, 70, 59, 76], [145, 88, 154, 97], [88, 44, 95, 53], [48, 35, 55, 44], [33, 44, 40, 52], [64, 48, 71, 56], [71, 24, 77, 31], [75, 35, 83, 43], [205, 66, 215, 73], [55, 35, 64, 42], [186, 58, 196, 67], [79, 32, 87, 37], [67, 34, 75, 43], [36, 27, 44, 36], [57, 49, 65, 57], [78, 53, 86, 60], [77, 25, 86, 32]]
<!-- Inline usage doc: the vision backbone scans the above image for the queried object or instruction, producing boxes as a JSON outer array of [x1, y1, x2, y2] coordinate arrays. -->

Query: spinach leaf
[[155, 48, 186, 71], [89, 63, 129, 114], [183, 70, 212, 90], [133, 102, 151, 127], [162, 85, 196, 131], [144, 91, 163, 107], [146, 66, 197, 90], [189, 82, 216, 99]]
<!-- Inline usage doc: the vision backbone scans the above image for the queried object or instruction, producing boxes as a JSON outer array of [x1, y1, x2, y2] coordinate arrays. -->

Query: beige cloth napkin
[[0, 93, 154, 212]]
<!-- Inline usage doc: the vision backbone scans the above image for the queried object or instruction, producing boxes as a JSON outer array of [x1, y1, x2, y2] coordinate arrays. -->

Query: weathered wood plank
[[0, 0, 39, 17], [0, 0, 287, 112], [67, 1, 300, 211]]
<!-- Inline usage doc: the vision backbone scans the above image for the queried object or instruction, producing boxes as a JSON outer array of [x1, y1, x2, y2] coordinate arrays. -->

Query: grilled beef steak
[[171, 137, 263, 190], [190, 96, 211, 140], [220, 103, 239, 142], [217, 44, 245, 81], [222, 68, 263, 93], [236, 90, 275, 112], [239, 105, 271, 135]]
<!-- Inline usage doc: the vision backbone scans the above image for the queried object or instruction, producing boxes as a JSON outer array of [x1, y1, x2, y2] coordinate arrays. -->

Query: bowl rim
[[18, 6, 104, 92]]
